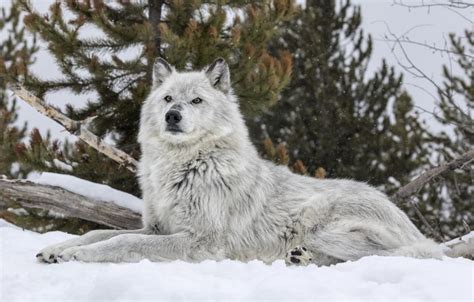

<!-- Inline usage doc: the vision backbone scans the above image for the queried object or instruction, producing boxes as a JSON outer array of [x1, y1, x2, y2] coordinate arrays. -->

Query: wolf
[[36, 58, 445, 265]]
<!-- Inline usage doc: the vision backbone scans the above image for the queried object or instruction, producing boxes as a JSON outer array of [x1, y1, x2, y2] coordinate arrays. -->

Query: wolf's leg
[[37, 228, 151, 263], [305, 221, 401, 262], [285, 246, 342, 266], [58, 232, 216, 263], [308, 222, 442, 262]]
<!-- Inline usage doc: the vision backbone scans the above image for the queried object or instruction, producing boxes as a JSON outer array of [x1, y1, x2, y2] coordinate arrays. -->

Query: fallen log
[[0, 179, 142, 230]]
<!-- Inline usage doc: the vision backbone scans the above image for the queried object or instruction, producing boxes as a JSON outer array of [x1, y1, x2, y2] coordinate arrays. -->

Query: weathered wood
[[0, 179, 142, 230], [7, 83, 139, 173], [443, 231, 474, 258], [392, 149, 474, 204]]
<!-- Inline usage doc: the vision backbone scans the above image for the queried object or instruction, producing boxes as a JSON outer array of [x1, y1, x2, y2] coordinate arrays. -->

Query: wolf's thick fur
[[36, 58, 444, 265]]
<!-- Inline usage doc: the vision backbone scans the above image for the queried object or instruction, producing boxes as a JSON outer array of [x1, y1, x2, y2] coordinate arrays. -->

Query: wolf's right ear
[[153, 58, 174, 87]]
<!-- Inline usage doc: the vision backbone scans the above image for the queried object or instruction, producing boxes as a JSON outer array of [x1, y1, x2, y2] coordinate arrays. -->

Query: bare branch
[[391, 149, 474, 204], [393, 0, 473, 24], [377, 37, 474, 59], [383, 24, 452, 99], [393, 0, 474, 10], [407, 198, 444, 242], [0, 178, 142, 230], [414, 105, 474, 135], [443, 231, 474, 258], [7, 83, 139, 173]]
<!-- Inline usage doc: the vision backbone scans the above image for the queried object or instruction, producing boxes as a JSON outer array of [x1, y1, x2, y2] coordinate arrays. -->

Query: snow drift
[[0, 219, 472, 301]]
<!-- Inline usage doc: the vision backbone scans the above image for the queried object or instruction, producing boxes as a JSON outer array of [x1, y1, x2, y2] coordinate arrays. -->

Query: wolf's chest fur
[[169, 152, 232, 198], [150, 150, 237, 235]]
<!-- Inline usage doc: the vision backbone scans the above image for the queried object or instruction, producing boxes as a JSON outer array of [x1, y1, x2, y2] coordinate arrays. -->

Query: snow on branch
[[8, 83, 139, 173], [392, 149, 474, 204], [0, 178, 142, 230], [442, 231, 474, 258]]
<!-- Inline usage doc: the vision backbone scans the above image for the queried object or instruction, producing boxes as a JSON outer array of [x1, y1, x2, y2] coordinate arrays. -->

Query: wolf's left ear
[[153, 58, 174, 87], [205, 58, 230, 93]]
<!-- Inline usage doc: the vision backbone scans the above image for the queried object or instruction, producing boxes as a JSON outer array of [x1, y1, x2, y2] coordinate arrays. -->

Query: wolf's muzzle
[[165, 110, 183, 133]]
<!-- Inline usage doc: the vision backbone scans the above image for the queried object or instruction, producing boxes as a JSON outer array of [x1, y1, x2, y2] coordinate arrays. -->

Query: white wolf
[[36, 58, 444, 265]]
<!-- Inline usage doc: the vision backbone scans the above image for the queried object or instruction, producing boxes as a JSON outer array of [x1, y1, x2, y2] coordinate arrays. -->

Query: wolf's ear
[[205, 58, 230, 93], [153, 58, 174, 86]]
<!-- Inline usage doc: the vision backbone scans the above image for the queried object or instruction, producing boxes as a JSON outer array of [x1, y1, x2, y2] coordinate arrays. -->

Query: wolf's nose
[[165, 110, 182, 125]]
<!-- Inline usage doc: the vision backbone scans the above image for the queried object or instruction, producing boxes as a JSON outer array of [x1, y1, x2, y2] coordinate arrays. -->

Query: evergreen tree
[[13, 0, 294, 196], [257, 0, 431, 195], [0, 3, 105, 234], [0, 98, 27, 178], [420, 30, 473, 239], [0, 2, 37, 178]]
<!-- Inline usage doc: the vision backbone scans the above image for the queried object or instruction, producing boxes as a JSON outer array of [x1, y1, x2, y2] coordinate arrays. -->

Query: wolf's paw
[[285, 246, 313, 266], [36, 245, 67, 264], [57, 246, 93, 262]]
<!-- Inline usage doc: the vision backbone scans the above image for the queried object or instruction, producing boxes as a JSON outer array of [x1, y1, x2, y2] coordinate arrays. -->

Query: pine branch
[[392, 149, 474, 204], [0, 178, 141, 230], [7, 83, 138, 173]]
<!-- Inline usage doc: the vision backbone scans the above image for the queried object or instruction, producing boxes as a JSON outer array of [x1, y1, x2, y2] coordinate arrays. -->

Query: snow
[[52, 158, 74, 172], [6, 207, 28, 216], [28, 172, 143, 214], [0, 220, 472, 301], [442, 231, 474, 250]]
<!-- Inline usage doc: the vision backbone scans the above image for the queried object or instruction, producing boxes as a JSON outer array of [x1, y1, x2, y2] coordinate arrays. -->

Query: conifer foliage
[[258, 0, 430, 194], [13, 0, 294, 195], [421, 30, 473, 239], [0, 2, 37, 178]]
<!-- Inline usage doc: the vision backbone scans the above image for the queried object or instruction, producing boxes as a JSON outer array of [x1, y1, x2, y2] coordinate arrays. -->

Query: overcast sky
[[1, 0, 471, 142]]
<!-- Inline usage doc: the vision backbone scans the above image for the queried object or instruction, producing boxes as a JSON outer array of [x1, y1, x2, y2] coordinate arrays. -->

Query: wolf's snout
[[165, 110, 182, 125]]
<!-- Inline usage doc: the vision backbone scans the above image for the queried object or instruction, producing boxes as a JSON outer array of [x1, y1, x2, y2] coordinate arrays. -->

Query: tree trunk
[[147, 0, 164, 84]]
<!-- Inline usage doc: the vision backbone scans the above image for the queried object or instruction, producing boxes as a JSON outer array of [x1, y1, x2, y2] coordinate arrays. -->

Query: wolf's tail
[[392, 239, 445, 259]]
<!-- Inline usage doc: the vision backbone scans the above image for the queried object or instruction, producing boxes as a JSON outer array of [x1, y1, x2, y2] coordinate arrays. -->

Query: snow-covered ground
[[0, 220, 472, 301]]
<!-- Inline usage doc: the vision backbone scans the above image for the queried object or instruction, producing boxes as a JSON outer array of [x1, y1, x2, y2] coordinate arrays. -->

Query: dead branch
[[381, 23, 452, 99], [393, 0, 474, 10], [392, 149, 474, 204], [393, 0, 473, 25], [414, 105, 474, 136], [0, 178, 142, 230], [409, 197, 445, 242], [7, 83, 139, 173], [443, 231, 474, 258], [378, 37, 474, 60]]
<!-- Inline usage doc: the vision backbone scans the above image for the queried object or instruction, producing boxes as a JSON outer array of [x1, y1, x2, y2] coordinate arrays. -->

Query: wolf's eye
[[191, 97, 203, 104], [164, 95, 172, 102]]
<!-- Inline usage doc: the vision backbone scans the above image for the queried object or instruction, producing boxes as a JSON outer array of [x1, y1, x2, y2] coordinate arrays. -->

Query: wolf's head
[[139, 58, 245, 147]]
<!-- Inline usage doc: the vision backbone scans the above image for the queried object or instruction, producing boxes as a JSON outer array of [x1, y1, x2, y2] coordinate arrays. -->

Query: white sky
[[1, 0, 471, 142]]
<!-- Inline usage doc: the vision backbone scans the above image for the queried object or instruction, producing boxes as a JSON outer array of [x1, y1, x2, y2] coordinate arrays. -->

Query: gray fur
[[36, 59, 444, 265]]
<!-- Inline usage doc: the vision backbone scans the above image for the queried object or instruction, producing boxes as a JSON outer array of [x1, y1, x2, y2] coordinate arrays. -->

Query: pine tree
[[0, 2, 38, 178], [420, 30, 473, 239], [257, 0, 431, 195], [0, 3, 104, 233], [12, 0, 294, 196]]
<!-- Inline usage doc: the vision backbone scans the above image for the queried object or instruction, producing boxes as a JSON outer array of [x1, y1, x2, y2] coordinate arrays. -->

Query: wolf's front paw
[[285, 246, 313, 266], [58, 246, 93, 262], [36, 245, 69, 264]]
